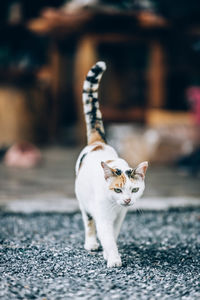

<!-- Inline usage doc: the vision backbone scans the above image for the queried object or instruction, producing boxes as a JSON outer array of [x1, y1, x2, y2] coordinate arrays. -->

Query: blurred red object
[[4, 142, 42, 168], [187, 87, 200, 125]]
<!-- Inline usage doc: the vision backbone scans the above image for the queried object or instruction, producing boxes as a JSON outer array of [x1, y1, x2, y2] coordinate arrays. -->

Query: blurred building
[[0, 0, 200, 166]]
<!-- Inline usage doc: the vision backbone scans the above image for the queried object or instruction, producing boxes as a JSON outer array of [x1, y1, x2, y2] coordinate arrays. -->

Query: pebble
[[0, 209, 200, 299]]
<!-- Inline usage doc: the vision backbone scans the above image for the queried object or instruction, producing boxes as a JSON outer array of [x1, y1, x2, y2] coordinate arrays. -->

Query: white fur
[[75, 142, 147, 268]]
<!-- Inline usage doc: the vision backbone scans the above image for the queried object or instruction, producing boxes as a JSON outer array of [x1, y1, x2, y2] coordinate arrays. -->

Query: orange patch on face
[[109, 173, 126, 190]]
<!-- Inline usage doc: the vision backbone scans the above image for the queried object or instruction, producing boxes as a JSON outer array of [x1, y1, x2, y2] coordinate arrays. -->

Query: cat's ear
[[134, 161, 148, 179], [101, 161, 114, 180]]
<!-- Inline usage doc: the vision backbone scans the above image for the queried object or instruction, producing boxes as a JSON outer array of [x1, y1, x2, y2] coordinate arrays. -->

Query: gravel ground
[[0, 209, 200, 300]]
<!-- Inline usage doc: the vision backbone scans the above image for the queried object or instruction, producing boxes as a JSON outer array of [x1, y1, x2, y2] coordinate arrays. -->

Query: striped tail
[[82, 61, 107, 145]]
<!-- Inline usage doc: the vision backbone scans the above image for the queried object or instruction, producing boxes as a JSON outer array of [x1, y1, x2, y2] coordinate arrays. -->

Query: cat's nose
[[124, 198, 131, 205]]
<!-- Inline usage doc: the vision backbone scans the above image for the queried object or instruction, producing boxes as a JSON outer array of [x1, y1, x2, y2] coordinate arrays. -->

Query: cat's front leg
[[114, 209, 127, 241], [96, 220, 122, 268]]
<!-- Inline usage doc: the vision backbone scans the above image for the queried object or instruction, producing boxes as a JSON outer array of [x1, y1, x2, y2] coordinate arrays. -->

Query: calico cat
[[75, 61, 148, 267]]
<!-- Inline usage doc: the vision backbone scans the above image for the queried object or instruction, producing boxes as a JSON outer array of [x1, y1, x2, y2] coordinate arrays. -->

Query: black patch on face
[[115, 169, 122, 176], [86, 212, 93, 221], [78, 152, 87, 170], [125, 169, 134, 178]]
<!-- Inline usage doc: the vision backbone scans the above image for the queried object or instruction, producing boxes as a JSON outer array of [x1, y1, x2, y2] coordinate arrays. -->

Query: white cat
[[75, 61, 148, 268]]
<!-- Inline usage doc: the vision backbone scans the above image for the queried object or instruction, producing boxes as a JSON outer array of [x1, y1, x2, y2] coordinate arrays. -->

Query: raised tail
[[82, 61, 107, 145]]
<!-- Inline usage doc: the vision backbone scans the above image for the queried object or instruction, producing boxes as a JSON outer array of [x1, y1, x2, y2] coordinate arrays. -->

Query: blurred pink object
[[187, 87, 200, 125], [4, 142, 42, 168]]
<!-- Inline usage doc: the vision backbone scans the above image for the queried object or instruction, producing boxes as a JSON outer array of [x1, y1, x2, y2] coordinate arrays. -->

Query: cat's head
[[101, 160, 148, 207]]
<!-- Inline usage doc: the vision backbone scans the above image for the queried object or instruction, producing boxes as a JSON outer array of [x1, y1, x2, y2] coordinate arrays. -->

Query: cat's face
[[101, 161, 148, 207]]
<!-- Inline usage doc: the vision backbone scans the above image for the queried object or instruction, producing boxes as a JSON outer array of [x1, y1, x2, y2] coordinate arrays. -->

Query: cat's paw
[[84, 241, 99, 251], [107, 255, 122, 268]]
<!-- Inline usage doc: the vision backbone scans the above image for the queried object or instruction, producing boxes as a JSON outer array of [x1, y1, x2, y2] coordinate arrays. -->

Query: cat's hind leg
[[81, 209, 99, 251]]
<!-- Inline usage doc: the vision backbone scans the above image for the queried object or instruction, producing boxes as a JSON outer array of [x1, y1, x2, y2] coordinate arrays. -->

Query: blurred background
[[0, 0, 200, 208]]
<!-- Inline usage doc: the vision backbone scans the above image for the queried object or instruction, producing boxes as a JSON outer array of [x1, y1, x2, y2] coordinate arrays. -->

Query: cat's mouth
[[120, 203, 132, 207]]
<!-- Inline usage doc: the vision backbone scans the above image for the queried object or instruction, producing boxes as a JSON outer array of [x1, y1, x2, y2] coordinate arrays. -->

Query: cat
[[75, 61, 148, 267]]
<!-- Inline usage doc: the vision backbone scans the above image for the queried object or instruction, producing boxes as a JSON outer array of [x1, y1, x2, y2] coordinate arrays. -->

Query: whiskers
[[136, 208, 144, 216], [110, 200, 118, 213]]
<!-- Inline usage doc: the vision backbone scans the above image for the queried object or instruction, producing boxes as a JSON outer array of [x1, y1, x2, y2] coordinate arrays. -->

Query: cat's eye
[[114, 188, 122, 193], [132, 187, 139, 193]]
